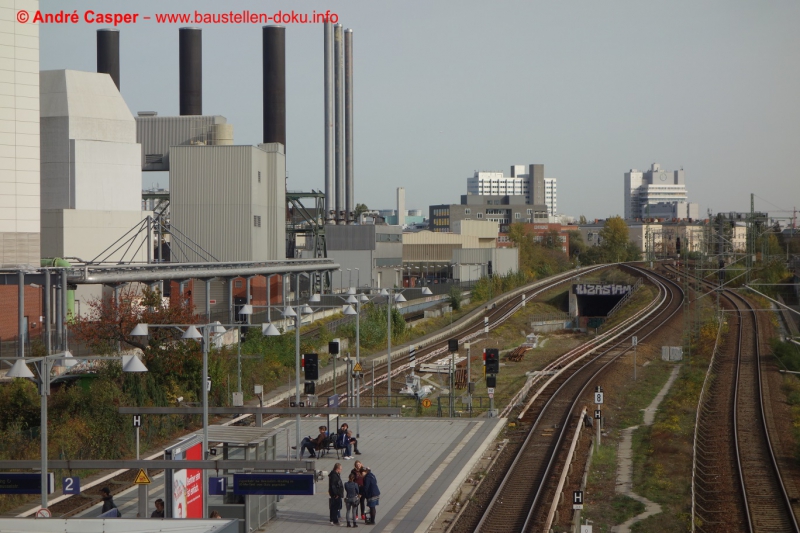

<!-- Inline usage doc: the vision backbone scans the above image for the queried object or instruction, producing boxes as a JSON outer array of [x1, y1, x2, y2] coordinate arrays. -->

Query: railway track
[[467, 265, 684, 533], [20, 265, 607, 518], [687, 270, 799, 532]]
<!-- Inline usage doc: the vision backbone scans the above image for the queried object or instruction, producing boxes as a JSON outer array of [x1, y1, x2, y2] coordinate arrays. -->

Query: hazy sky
[[39, 0, 800, 220]]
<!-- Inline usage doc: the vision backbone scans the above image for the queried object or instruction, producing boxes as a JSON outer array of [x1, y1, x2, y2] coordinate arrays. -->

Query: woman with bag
[[344, 473, 360, 527], [362, 467, 380, 525]]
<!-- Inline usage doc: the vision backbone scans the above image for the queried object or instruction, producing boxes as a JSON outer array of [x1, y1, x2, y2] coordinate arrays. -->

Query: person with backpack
[[344, 473, 360, 527], [100, 487, 120, 517], [362, 467, 380, 525]]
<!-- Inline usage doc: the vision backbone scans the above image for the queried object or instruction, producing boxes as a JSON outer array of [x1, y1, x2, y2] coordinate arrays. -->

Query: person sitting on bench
[[337, 423, 361, 457], [295, 425, 327, 458]]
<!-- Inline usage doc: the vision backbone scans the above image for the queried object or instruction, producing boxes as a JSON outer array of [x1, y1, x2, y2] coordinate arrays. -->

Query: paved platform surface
[[265, 417, 504, 533]]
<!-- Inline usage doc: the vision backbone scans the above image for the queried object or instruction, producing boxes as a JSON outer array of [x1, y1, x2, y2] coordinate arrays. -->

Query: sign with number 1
[[209, 477, 227, 496]]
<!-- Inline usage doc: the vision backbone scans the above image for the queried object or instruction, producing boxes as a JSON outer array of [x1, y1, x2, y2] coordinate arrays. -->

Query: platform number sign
[[62, 476, 80, 495], [132, 415, 141, 428], [632, 336, 638, 347], [209, 477, 227, 496], [573, 490, 584, 510]]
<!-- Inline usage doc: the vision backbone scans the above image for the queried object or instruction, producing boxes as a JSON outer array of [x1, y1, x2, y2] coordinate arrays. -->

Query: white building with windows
[[624, 163, 697, 220], [467, 171, 527, 197], [544, 178, 557, 218]]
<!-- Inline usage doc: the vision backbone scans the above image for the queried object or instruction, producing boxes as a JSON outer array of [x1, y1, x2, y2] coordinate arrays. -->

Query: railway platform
[[264, 416, 504, 533]]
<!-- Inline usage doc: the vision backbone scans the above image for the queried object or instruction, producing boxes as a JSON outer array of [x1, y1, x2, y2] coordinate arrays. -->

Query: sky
[[39, 0, 800, 221]]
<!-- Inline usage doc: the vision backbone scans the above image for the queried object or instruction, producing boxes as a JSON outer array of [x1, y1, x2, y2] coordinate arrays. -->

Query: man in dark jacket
[[328, 462, 345, 525], [100, 487, 120, 517], [362, 468, 380, 524]]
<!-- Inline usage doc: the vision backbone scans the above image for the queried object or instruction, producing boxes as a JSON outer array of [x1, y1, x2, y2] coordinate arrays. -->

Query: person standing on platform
[[100, 487, 120, 517], [329, 462, 345, 526], [151, 498, 165, 518], [344, 473, 360, 528], [363, 467, 380, 525], [351, 462, 366, 521]]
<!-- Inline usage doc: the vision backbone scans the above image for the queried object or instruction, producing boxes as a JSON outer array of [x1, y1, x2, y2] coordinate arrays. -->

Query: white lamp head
[[7, 359, 34, 378], [122, 355, 148, 372], [394, 293, 407, 303], [380, 289, 389, 296], [212, 321, 227, 334], [301, 305, 313, 315], [421, 287, 433, 295], [346, 287, 356, 295], [282, 307, 297, 318], [359, 294, 369, 303], [182, 325, 202, 340], [343, 305, 357, 316], [58, 350, 77, 368], [130, 323, 149, 336], [309, 293, 321, 303], [262, 323, 281, 336], [346, 295, 358, 304], [240, 304, 253, 315]]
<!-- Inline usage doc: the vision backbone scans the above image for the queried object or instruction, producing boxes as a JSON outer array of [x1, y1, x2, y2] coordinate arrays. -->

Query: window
[[515, 213, 521, 219], [465, 208, 471, 215], [254, 215, 262, 227], [477, 213, 483, 219], [235, 280, 243, 288], [527, 209, 532, 215]]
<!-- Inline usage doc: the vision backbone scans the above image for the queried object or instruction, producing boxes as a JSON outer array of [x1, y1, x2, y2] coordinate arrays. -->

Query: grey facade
[[430, 196, 548, 233], [323, 224, 403, 290], [452, 247, 519, 280], [136, 114, 230, 171], [527, 163, 545, 206], [169, 144, 286, 262]]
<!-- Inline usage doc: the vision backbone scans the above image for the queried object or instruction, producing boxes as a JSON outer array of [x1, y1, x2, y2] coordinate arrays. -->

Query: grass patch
[[583, 443, 620, 532], [612, 495, 646, 525]]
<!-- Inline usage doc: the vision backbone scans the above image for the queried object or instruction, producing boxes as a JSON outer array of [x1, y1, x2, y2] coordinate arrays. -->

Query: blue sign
[[233, 474, 315, 496], [0, 473, 54, 495], [209, 477, 227, 495], [62, 476, 80, 495]]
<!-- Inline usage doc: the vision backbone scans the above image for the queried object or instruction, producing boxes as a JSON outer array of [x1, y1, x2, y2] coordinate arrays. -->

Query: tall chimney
[[324, 22, 334, 223], [334, 24, 344, 223], [179, 28, 202, 115], [262, 26, 286, 147], [344, 29, 354, 224], [96, 29, 120, 90]]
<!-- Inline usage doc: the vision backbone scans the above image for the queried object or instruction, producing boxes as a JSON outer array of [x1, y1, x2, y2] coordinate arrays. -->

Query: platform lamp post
[[6, 351, 147, 513]]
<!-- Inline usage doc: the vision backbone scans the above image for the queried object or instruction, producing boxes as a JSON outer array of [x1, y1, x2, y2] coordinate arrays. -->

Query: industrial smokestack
[[96, 29, 120, 90], [324, 22, 334, 223], [179, 28, 202, 115], [334, 24, 344, 223], [344, 29, 354, 224], [262, 26, 286, 147]]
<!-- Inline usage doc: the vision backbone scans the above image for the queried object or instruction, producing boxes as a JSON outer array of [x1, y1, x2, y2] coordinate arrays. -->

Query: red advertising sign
[[172, 442, 203, 518]]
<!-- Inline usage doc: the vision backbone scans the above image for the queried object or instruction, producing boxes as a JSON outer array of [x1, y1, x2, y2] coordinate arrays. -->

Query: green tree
[[354, 203, 369, 220], [579, 215, 587, 224], [448, 285, 463, 311], [567, 230, 586, 259], [599, 216, 630, 263]]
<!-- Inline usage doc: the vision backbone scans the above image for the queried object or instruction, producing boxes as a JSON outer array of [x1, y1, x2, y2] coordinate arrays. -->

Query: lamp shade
[[130, 323, 149, 336], [346, 295, 358, 304], [262, 323, 281, 336], [182, 325, 202, 340], [309, 293, 321, 303], [7, 359, 34, 378], [359, 293, 369, 303], [421, 287, 433, 295], [211, 321, 227, 334], [282, 307, 296, 318], [346, 287, 356, 295], [395, 293, 407, 303], [122, 355, 148, 372], [240, 304, 253, 315], [58, 350, 78, 368], [343, 305, 357, 316], [380, 289, 389, 296], [301, 305, 313, 315]]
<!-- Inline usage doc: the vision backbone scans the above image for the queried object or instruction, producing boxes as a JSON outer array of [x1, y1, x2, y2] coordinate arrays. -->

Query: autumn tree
[[599, 216, 631, 263]]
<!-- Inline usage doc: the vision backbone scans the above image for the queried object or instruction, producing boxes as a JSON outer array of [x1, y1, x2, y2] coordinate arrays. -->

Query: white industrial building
[[0, 0, 40, 267], [624, 163, 698, 220], [39, 70, 150, 263], [467, 171, 527, 197]]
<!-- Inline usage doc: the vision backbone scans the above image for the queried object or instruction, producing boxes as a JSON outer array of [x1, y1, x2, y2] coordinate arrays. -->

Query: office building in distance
[[624, 163, 698, 220]]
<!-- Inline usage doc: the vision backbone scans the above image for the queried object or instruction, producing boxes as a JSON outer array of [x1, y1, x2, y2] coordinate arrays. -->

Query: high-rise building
[[1, 0, 40, 266], [624, 163, 696, 220], [465, 164, 547, 206], [544, 178, 557, 217]]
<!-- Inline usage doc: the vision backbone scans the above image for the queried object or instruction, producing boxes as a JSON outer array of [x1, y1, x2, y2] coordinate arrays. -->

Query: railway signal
[[303, 353, 319, 380], [573, 490, 584, 510], [485, 348, 500, 374]]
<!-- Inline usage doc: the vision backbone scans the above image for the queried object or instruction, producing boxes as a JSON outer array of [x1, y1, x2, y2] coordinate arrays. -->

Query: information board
[[0, 473, 54, 495], [233, 474, 315, 496]]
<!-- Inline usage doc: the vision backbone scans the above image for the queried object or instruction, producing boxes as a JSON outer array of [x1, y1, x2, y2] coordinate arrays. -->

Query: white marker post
[[594, 387, 603, 452], [632, 336, 638, 381]]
